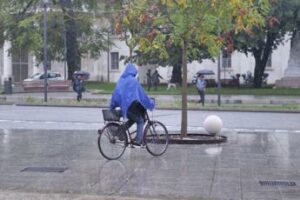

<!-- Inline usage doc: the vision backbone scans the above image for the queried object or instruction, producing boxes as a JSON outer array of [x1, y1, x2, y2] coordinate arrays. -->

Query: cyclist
[[110, 63, 155, 146]]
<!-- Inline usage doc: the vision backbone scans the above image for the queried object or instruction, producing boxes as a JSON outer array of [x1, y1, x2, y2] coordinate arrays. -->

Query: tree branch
[[19, 0, 35, 18]]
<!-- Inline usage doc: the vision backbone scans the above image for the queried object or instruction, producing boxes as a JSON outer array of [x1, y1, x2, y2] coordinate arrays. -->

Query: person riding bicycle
[[110, 63, 155, 146]]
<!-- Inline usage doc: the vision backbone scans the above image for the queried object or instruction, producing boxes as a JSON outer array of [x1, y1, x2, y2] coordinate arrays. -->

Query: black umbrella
[[197, 69, 215, 75]]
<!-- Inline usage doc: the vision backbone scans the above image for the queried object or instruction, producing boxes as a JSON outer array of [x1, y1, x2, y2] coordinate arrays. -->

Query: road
[[1, 104, 300, 200], [0, 105, 299, 132]]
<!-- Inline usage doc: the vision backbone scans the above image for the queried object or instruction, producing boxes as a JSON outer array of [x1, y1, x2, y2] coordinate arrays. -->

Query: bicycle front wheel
[[144, 121, 169, 156], [98, 123, 127, 160]]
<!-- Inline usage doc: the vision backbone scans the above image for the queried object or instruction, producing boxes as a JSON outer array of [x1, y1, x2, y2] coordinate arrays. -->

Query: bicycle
[[97, 108, 169, 160]]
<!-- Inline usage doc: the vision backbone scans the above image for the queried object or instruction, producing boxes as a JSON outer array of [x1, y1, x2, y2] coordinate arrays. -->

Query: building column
[[32, 56, 40, 75], [276, 31, 300, 88], [2, 40, 12, 84], [284, 31, 300, 77]]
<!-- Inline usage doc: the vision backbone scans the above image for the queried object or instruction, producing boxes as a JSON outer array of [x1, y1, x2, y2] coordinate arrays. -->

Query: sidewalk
[[1, 129, 300, 200], [2, 91, 300, 105]]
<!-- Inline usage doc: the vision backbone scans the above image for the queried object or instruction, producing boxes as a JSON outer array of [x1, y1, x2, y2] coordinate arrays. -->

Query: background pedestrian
[[151, 70, 163, 91], [196, 74, 207, 106], [73, 75, 84, 102], [146, 69, 152, 91]]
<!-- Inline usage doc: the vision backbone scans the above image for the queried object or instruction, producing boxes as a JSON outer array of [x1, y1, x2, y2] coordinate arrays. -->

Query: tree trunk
[[59, 0, 81, 80], [252, 32, 275, 88], [253, 50, 263, 88], [180, 41, 188, 138], [171, 62, 182, 84], [129, 47, 133, 61]]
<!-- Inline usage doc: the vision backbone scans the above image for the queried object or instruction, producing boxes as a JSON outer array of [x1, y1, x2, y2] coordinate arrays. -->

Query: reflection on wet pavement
[[1, 129, 300, 199]]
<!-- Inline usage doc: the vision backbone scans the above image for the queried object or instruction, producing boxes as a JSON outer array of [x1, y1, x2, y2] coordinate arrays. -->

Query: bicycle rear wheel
[[144, 121, 169, 156], [98, 123, 127, 160]]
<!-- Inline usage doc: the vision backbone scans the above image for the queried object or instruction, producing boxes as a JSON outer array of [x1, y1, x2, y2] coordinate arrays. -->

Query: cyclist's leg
[[127, 111, 144, 143], [134, 115, 144, 144], [123, 119, 134, 130], [127, 104, 145, 145]]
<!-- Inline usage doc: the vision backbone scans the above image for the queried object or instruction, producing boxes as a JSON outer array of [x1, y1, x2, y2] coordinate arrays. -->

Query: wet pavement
[[1, 128, 300, 199]]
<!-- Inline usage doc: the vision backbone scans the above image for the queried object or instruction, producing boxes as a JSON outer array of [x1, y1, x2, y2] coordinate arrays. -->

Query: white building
[[0, 34, 291, 86]]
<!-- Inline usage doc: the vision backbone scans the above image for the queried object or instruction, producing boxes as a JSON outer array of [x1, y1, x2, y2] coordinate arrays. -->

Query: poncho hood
[[110, 63, 155, 118], [121, 63, 137, 78]]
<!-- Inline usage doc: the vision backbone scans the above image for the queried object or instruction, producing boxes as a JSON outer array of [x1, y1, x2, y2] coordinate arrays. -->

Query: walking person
[[110, 63, 155, 146], [146, 69, 152, 91], [73, 75, 84, 102], [151, 70, 163, 91], [196, 74, 207, 106]]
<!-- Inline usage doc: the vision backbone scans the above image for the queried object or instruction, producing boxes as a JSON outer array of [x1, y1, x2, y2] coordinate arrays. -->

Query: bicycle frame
[[98, 108, 169, 159], [109, 110, 152, 146]]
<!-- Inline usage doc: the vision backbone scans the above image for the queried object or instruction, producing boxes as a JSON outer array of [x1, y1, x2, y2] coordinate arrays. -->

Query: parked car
[[23, 71, 63, 82]]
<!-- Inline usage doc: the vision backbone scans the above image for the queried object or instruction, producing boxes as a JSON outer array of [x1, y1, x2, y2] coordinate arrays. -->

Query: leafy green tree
[[132, 41, 212, 85], [233, 0, 300, 88], [113, 0, 269, 137], [0, 0, 109, 79]]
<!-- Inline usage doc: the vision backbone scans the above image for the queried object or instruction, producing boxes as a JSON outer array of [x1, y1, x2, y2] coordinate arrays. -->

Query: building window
[[222, 51, 232, 68], [266, 54, 272, 68], [111, 52, 119, 70]]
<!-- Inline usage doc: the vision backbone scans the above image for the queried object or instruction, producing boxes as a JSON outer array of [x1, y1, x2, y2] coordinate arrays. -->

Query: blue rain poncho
[[110, 63, 155, 118]]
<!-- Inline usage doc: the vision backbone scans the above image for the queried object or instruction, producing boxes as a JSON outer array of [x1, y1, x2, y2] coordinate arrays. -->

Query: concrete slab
[[1, 129, 300, 199]]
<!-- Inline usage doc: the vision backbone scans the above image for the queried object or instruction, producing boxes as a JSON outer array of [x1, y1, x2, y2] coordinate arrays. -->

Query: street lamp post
[[43, 0, 48, 102], [217, 51, 221, 106], [107, 30, 110, 82], [63, 28, 67, 80]]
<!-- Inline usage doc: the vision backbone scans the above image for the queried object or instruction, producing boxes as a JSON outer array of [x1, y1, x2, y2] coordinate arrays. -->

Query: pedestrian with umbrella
[[73, 75, 84, 102], [72, 71, 89, 102], [196, 74, 207, 106]]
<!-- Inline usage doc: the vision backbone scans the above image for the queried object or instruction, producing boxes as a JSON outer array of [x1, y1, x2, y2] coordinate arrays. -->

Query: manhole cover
[[21, 167, 68, 173], [259, 181, 296, 186]]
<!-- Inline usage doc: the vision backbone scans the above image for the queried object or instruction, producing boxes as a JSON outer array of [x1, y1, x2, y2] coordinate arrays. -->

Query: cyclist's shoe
[[131, 140, 141, 146], [131, 140, 145, 148]]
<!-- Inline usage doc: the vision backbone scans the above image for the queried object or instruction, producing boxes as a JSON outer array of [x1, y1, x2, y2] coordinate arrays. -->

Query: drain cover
[[259, 181, 296, 186], [21, 167, 68, 173]]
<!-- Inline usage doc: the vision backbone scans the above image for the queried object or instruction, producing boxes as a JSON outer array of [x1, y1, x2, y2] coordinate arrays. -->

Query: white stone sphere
[[203, 115, 223, 135]]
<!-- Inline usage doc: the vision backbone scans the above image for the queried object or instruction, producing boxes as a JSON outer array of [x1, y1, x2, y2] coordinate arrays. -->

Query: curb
[[167, 133, 227, 144]]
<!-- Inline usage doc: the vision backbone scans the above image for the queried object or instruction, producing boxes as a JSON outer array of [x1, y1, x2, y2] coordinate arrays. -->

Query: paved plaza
[[1, 128, 300, 200]]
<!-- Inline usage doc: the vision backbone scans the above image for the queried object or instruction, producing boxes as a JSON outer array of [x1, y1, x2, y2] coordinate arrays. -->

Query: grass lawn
[[85, 81, 300, 96]]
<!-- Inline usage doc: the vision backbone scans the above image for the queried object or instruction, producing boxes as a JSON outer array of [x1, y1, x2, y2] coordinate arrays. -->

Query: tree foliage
[[113, 0, 269, 136], [233, 0, 300, 88], [0, 0, 109, 79]]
